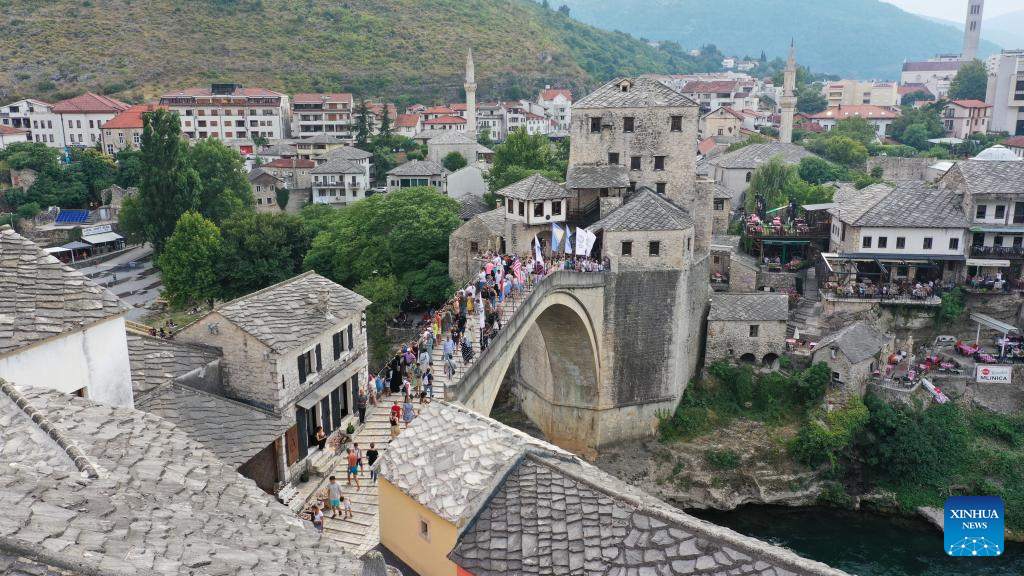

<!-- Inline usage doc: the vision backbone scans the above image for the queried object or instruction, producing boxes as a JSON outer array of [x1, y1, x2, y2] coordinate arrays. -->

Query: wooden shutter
[[285, 425, 299, 466], [295, 409, 309, 460], [347, 324, 354, 350], [297, 355, 306, 384], [320, 396, 332, 434], [331, 387, 342, 428], [333, 332, 341, 360], [315, 344, 322, 372]]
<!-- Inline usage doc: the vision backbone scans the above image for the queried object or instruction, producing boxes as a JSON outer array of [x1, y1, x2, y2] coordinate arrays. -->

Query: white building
[[386, 159, 447, 193], [808, 105, 899, 141], [0, 98, 51, 144], [311, 157, 371, 206], [900, 58, 968, 100], [0, 225, 133, 407], [537, 88, 573, 132], [159, 83, 291, 141], [36, 92, 130, 149], [290, 93, 354, 141], [0, 125, 29, 149], [822, 80, 899, 108], [943, 99, 991, 139], [680, 79, 760, 113], [985, 50, 1024, 136], [394, 113, 422, 138]]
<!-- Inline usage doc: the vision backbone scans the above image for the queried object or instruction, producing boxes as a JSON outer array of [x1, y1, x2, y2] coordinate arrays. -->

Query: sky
[[882, 0, 1020, 21]]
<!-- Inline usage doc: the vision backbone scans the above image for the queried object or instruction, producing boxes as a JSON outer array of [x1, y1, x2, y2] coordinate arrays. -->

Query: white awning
[[966, 258, 1010, 268], [82, 231, 124, 244], [44, 246, 71, 253]]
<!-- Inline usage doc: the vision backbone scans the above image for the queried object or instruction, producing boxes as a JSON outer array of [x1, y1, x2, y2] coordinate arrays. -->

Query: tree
[[216, 211, 312, 300], [158, 211, 222, 306], [189, 138, 254, 223], [132, 108, 200, 253], [901, 123, 931, 151], [442, 151, 468, 172], [0, 142, 60, 172], [948, 60, 988, 102], [830, 116, 877, 146], [354, 274, 407, 364], [377, 104, 393, 143], [557, 3, 570, 16], [798, 156, 845, 184], [114, 149, 143, 188], [745, 156, 793, 213], [821, 135, 868, 167], [890, 105, 944, 142], [401, 260, 454, 307], [354, 100, 374, 148], [252, 134, 270, 147], [796, 84, 828, 114], [276, 187, 290, 211], [117, 195, 147, 245], [477, 131, 494, 148], [486, 128, 566, 193], [901, 91, 933, 106], [69, 148, 116, 204]]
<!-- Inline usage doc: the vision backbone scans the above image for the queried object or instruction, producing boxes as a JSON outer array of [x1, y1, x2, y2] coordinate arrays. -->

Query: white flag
[[534, 235, 544, 265], [575, 227, 587, 256]]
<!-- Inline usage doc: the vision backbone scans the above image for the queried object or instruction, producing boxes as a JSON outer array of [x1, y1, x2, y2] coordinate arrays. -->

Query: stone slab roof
[[845, 182, 966, 229], [496, 174, 571, 201], [0, 225, 129, 356], [450, 452, 845, 576], [699, 180, 734, 199], [412, 129, 448, 141], [708, 143, 814, 170], [574, 77, 697, 109], [567, 165, 630, 189], [945, 160, 1024, 196], [476, 208, 508, 236], [815, 322, 890, 364], [326, 146, 373, 161], [709, 293, 789, 322], [711, 235, 741, 250], [215, 271, 370, 354], [297, 133, 347, 145], [459, 196, 492, 220], [826, 184, 893, 225], [136, 382, 291, 468], [387, 159, 446, 176], [311, 157, 364, 175], [590, 189, 693, 233], [428, 131, 478, 145], [0, 381, 364, 575], [127, 333, 222, 396]]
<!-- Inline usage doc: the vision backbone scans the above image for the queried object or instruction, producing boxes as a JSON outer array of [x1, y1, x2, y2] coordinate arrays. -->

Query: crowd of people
[[825, 278, 951, 301]]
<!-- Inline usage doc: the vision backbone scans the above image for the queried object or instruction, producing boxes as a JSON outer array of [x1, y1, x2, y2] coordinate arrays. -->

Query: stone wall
[[757, 271, 797, 292], [605, 228, 692, 273], [706, 319, 787, 364], [448, 217, 501, 281], [866, 157, 932, 182], [729, 260, 758, 293]]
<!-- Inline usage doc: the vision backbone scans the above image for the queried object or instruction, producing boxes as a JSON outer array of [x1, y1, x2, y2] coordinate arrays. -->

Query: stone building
[[700, 106, 744, 139], [426, 130, 484, 165], [569, 77, 699, 207], [448, 208, 506, 281], [379, 401, 847, 576], [706, 293, 789, 365], [711, 235, 759, 293], [174, 271, 369, 486], [811, 321, 893, 397], [387, 159, 447, 193], [497, 173, 575, 254], [703, 180, 734, 234], [100, 103, 160, 153], [708, 142, 815, 205], [261, 157, 315, 189], [0, 381, 375, 575], [0, 225, 134, 408], [311, 156, 371, 206], [589, 188, 696, 273]]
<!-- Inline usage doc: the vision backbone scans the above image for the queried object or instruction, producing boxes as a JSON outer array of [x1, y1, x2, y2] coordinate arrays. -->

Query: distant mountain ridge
[[559, 0, 1003, 79], [0, 0, 713, 106], [923, 10, 1024, 51]]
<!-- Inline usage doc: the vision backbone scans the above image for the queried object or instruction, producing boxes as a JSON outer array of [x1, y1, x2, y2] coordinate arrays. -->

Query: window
[[470, 241, 479, 252], [649, 241, 660, 256], [552, 200, 562, 216], [749, 325, 759, 337], [106, 144, 113, 154], [670, 116, 683, 132], [996, 205, 1006, 220], [518, 201, 524, 217], [745, 172, 752, 183], [533, 202, 544, 217], [923, 237, 933, 250], [656, 183, 666, 195], [297, 349, 314, 384], [713, 198, 725, 210], [333, 330, 344, 360], [976, 205, 987, 219], [608, 152, 619, 165], [877, 237, 887, 248], [622, 116, 635, 132], [76, 120, 81, 129], [654, 156, 665, 171], [507, 200, 513, 214], [590, 117, 601, 133], [994, 235, 1004, 247], [621, 241, 633, 256], [862, 236, 872, 248], [419, 517, 431, 542], [1014, 202, 1024, 224], [896, 237, 905, 249], [630, 156, 641, 171], [949, 237, 960, 250]]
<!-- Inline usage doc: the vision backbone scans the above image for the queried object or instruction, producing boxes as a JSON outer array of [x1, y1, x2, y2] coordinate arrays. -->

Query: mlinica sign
[[944, 496, 1004, 556], [976, 365, 1012, 384]]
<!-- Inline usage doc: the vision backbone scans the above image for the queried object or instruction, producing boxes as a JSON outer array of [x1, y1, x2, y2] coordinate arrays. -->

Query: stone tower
[[465, 48, 477, 136], [779, 41, 797, 144], [963, 0, 984, 61]]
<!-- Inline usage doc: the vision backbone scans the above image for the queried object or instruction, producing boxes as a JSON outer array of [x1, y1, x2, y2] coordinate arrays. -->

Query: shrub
[[789, 396, 869, 470], [704, 449, 741, 470]]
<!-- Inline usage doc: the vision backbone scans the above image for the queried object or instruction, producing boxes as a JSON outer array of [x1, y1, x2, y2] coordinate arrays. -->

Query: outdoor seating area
[[820, 278, 947, 305], [745, 214, 829, 239]]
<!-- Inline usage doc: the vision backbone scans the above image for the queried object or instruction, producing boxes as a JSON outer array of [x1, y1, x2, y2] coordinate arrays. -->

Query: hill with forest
[[559, 0, 1002, 79], [0, 0, 722, 106]]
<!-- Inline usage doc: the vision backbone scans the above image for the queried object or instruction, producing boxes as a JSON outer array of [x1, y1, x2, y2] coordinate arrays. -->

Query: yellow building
[[700, 106, 744, 139]]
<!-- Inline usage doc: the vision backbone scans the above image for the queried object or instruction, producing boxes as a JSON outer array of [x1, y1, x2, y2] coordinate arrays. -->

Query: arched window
[[745, 171, 753, 183]]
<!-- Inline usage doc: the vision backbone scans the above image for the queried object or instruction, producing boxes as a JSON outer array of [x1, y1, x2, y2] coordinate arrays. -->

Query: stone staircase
[[788, 269, 823, 342]]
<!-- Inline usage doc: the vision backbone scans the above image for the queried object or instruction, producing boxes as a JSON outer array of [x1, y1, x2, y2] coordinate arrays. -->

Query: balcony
[[745, 221, 831, 239], [971, 245, 1024, 259]]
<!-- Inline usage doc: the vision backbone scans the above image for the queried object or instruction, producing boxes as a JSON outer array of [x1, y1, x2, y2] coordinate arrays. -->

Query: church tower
[[465, 48, 477, 136], [963, 0, 984, 61], [779, 41, 797, 145]]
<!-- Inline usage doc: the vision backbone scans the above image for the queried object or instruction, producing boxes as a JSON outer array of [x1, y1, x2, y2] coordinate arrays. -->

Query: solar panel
[[55, 210, 89, 224]]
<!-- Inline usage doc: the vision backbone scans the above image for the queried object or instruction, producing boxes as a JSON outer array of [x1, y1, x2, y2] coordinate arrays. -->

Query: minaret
[[963, 0, 984, 61], [465, 48, 477, 136], [780, 40, 797, 145]]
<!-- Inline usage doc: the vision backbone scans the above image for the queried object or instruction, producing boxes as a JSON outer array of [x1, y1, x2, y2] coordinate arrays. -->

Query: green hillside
[[560, 0, 1002, 79], [0, 0, 713, 105]]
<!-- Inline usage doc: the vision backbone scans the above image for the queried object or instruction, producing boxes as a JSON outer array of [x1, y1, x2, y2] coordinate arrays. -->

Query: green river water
[[688, 505, 1024, 575]]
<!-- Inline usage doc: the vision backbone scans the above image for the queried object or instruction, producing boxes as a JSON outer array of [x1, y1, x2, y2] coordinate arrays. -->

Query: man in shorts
[[326, 476, 343, 518], [346, 447, 361, 491]]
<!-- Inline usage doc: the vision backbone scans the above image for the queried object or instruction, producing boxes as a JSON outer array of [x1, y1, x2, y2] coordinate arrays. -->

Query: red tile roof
[[697, 137, 717, 156], [262, 158, 316, 169], [101, 104, 162, 130], [161, 87, 283, 98], [1003, 136, 1024, 149], [541, 89, 572, 101], [0, 125, 28, 135], [526, 112, 546, 121], [901, 60, 966, 73], [949, 99, 991, 109], [52, 92, 130, 114], [395, 114, 420, 128], [707, 106, 745, 121], [448, 103, 468, 112], [897, 83, 933, 97], [795, 121, 826, 133], [424, 116, 466, 125], [367, 103, 397, 118], [809, 105, 899, 120], [423, 106, 455, 115], [292, 93, 353, 104], [682, 80, 740, 94]]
